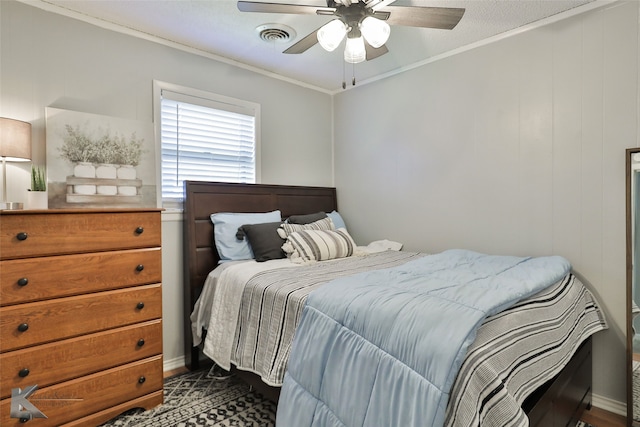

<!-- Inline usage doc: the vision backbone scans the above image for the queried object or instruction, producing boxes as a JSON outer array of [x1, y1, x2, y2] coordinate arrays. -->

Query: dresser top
[[0, 208, 163, 215]]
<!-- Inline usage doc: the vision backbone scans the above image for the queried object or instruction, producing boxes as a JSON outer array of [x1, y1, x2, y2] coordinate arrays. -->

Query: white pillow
[[283, 228, 356, 263], [210, 210, 281, 262]]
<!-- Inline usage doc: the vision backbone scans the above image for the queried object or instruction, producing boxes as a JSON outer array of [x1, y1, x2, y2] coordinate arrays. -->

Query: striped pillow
[[278, 217, 334, 238], [284, 228, 356, 263]]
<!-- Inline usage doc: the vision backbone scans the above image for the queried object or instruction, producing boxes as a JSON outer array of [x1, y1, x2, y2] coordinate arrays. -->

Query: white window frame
[[152, 80, 261, 210]]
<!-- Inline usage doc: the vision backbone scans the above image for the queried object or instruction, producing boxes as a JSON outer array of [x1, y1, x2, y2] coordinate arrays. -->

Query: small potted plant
[[28, 165, 48, 209]]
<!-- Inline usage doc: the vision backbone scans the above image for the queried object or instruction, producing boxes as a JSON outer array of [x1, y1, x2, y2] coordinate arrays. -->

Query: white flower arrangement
[[59, 124, 144, 166]]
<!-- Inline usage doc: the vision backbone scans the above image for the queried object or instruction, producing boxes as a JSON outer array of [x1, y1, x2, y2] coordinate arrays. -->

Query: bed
[[182, 180, 607, 427]]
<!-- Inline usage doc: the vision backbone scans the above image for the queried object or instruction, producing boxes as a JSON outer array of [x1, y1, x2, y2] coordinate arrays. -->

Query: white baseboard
[[163, 356, 186, 373], [592, 393, 626, 417]]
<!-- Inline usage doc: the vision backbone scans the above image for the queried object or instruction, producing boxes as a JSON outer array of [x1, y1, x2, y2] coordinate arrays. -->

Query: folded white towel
[[358, 239, 403, 254]]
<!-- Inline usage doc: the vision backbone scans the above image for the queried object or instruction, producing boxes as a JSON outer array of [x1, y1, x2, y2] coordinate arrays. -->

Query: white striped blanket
[[444, 273, 607, 427], [231, 251, 426, 385], [193, 251, 425, 383]]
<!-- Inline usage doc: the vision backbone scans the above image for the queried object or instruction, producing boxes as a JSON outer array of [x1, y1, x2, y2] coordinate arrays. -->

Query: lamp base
[[0, 201, 24, 210]]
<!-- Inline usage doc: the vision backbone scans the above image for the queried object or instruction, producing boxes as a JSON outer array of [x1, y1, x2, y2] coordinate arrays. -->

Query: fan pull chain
[[342, 60, 346, 89], [352, 63, 356, 86], [341, 63, 357, 89]]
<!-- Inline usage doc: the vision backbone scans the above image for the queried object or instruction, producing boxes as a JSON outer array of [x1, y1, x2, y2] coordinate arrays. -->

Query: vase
[[118, 186, 137, 196], [117, 165, 137, 180], [74, 185, 96, 195], [27, 191, 48, 210], [74, 162, 95, 178], [96, 164, 117, 179], [97, 185, 118, 195]]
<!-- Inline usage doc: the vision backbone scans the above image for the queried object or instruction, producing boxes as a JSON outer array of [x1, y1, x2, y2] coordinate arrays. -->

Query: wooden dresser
[[0, 209, 163, 426]]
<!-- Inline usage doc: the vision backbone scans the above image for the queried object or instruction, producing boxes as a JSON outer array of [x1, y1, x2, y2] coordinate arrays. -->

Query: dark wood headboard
[[182, 181, 337, 369]]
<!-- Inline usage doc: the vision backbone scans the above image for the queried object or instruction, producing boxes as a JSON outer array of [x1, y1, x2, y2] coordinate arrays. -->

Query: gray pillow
[[287, 212, 327, 224], [241, 222, 286, 262]]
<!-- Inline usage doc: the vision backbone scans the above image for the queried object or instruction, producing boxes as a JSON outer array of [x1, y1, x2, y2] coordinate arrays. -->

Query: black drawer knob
[[138, 376, 146, 384], [137, 338, 145, 347], [135, 226, 144, 235], [136, 264, 144, 272], [18, 368, 30, 378], [17, 278, 29, 287], [16, 232, 28, 241], [17, 323, 29, 332], [19, 416, 30, 423], [136, 302, 145, 310]]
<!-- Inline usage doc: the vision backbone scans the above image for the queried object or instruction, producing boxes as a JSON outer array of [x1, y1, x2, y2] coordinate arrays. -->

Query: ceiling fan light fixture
[[360, 16, 390, 48], [317, 19, 347, 52], [344, 35, 366, 64]]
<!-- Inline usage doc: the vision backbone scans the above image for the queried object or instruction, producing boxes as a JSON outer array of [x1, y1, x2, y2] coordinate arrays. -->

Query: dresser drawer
[[0, 284, 161, 352], [0, 355, 163, 426], [0, 248, 162, 306], [0, 211, 161, 260], [0, 320, 162, 399]]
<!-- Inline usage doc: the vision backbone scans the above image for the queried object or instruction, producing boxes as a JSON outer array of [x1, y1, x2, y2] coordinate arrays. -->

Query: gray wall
[[334, 0, 639, 408], [0, 0, 333, 189], [0, 0, 334, 370]]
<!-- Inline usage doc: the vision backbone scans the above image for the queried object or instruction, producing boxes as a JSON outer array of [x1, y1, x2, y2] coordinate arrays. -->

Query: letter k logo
[[10, 385, 47, 420]]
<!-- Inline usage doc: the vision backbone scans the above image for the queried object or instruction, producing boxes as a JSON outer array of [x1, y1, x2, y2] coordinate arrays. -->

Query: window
[[154, 82, 260, 208]]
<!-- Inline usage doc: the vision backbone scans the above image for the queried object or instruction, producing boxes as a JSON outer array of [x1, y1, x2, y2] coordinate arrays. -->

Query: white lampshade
[[360, 16, 390, 48], [0, 117, 32, 210], [0, 118, 32, 162], [317, 19, 347, 52], [344, 35, 366, 64]]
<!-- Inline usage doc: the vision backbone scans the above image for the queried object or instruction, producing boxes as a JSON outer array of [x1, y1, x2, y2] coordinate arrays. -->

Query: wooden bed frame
[[182, 180, 592, 426], [182, 181, 337, 371]]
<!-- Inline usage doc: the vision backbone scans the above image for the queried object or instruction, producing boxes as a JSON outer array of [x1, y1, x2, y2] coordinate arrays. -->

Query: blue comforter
[[276, 249, 570, 427]]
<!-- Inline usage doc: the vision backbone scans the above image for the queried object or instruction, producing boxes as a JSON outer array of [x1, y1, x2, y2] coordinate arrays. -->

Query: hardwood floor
[[581, 406, 627, 427], [164, 367, 189, 378]]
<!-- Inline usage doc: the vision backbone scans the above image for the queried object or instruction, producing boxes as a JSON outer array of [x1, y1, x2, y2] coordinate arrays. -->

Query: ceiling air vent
[[256, 24, 296, 43]]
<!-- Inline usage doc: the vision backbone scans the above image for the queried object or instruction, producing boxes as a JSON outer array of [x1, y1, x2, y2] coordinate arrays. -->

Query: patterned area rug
[[100, 366, 594, 427], [100, 366, 276, 426]]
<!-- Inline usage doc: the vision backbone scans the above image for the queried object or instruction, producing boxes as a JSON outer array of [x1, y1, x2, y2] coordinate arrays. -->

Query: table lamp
[[0, 118, 32, 210]]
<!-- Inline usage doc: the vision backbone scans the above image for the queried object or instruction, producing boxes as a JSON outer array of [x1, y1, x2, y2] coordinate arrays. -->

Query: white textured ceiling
[[27, 0, 604, 92]]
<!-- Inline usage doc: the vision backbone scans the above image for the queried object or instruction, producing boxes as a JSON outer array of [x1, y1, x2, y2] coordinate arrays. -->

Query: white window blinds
[[160, 89, 257, 204]]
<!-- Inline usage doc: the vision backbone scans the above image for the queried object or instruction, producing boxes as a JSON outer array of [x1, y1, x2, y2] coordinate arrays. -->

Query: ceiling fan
[[238, 0, 465, 64]]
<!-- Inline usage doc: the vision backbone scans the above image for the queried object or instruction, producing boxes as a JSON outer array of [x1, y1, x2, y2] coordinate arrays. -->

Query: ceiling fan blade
[[365, 43, 388, 61], [382, 6, 465, 30], [283, 27, 322, 54], [238, 1, 335, 15], [366, 0, 396, 11]]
